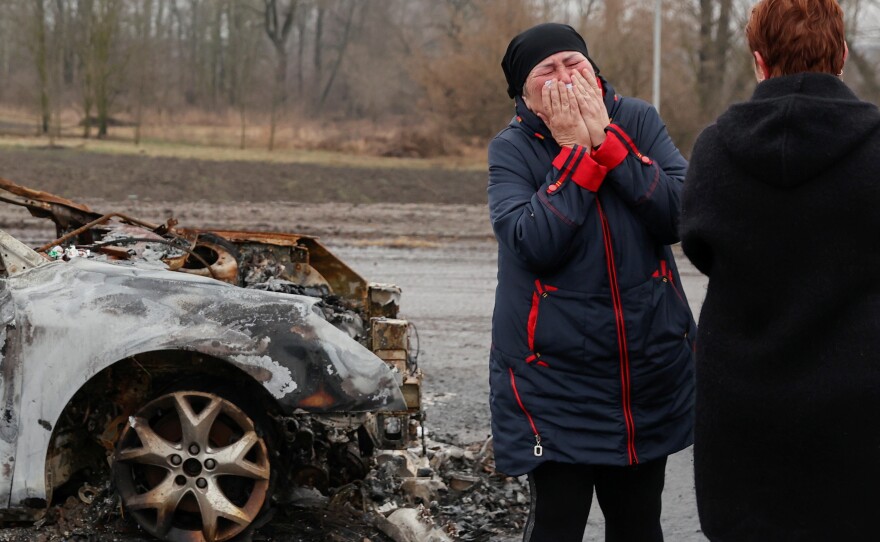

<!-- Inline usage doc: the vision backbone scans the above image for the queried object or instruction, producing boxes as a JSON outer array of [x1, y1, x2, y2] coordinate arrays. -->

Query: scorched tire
[[113, 390, 273, 542]]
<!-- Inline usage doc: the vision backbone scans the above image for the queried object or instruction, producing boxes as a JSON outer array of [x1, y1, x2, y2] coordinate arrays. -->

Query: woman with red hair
[[680, 0, 877, 539]]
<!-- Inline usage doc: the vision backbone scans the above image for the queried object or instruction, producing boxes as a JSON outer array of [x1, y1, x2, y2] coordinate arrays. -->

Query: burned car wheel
[[113, 391, 271, 542]]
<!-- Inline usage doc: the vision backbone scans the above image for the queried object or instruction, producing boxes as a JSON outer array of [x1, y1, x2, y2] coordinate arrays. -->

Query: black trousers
[[523, 457, 667, 542]]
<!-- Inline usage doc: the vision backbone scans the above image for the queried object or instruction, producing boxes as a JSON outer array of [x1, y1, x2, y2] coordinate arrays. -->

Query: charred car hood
[[2, 258, 406, 413]]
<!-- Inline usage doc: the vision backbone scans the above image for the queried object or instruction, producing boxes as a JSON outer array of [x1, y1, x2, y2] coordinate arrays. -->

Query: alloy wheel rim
[[114, 391, 270, 542]]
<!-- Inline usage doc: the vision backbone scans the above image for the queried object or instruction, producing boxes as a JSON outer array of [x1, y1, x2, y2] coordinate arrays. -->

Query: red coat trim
[[606, 123, 654, 165], [592, 131, 629, 170], [509, 368, 540, 439], [597, 199, 639, 465]]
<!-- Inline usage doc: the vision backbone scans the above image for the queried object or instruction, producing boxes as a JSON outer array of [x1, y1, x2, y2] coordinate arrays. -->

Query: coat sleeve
[[679, 128, 716, 277], [488, 137, 601, 270], [600, 104, 688, 245]]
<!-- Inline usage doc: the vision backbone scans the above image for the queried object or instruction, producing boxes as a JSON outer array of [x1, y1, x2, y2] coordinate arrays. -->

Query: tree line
[[0, 0, 878, 156]]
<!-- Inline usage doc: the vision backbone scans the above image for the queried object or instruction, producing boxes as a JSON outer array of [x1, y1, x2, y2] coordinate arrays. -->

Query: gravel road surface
[[332, 240, 708, 542], [0, 145, 710, 540]]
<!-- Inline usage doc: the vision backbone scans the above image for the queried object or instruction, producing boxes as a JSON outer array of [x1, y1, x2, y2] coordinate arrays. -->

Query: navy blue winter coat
[[488, 78, 695, 476]]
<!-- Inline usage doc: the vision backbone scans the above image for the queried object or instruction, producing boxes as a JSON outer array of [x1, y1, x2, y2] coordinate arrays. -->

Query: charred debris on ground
[[0, 436, 528, 542]]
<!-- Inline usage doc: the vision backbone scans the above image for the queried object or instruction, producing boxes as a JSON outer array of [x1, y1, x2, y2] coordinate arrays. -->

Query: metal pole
[[653, 0, 662, 113]]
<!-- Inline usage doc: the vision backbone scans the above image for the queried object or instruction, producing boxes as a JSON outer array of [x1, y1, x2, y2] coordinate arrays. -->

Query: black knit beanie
[[502, 23, 599, 99]]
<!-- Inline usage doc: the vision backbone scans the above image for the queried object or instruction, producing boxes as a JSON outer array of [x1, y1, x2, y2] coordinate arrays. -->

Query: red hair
[[746, 0, 846, 76]]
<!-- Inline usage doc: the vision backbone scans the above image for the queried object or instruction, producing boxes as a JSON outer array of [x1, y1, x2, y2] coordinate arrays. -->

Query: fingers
[[542, 79, 575, 119], [571, 78, 592, 116], [559, 81, 572, 113], [574, 71, 609, 119], [573, 70, 599, 104], [571, 73, 591, 110], [571, 72, 597, 120], [539, 79, 588, 147], [584, 68, 601, 94], [570, 70, 610, 145], [542, 80, 552, 118], [550, 81, 565, 116]]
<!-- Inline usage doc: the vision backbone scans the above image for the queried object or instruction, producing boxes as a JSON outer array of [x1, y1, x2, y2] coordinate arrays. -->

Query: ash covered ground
[[0, 147, 709, 541]]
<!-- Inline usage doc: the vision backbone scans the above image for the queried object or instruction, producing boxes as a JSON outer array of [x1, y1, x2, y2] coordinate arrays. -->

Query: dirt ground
[[0, 146, 488, 205], [0, 147, 709, 541]]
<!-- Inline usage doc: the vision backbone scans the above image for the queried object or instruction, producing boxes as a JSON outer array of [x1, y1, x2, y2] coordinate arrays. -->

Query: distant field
[[0, 135, 489, 205], [0, 104, 487, 169], [0, 134, 486, 170]]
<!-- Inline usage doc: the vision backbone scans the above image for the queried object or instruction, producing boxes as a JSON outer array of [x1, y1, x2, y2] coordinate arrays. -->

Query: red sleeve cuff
[[591, 130, 629, 170], [569, 155, 607, 191], [551, 145, 577, 170], [548, 145, 608, 193]]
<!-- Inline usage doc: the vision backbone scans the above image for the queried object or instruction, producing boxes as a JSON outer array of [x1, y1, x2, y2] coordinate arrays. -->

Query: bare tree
[[0, 2, 9, 95], [31, 0, 51, 135], [415, 0, 536, 138], [209, 1, 225, 106], [55, 0, 76, 86], [1, 0, 878, 154], [95, 3, 121, 136], [295, 2, 307, 96], [584, 1, 655, 98], [696, 0, 734, 121], [132, 0, 154, 145], [74, 0, 96, 137], [316, 0, 360, 110], [313, 0, 324, 86], [263, 0, 298, 151], [575, 0, 601, 29], [74, 0, 125, 138], [228, 0, 262, 149]]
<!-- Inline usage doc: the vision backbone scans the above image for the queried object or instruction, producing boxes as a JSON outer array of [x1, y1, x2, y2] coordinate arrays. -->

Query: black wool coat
[[680, 73, 880, 541]]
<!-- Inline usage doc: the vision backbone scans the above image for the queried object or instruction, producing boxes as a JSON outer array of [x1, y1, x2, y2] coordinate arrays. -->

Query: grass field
[[0, 104, 487, 172], [0, 133, 486, 172]]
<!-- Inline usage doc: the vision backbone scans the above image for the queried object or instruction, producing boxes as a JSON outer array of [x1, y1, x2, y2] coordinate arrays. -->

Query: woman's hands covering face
[[537, 69, 609, 149], [571, 69, 609, 148], [537, 79, 592, 148]]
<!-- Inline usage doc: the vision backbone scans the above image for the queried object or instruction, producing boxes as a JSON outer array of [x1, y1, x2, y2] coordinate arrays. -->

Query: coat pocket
[[527, 280, 590, 367], [644, 261, 693, 359], [611, 262, 692, 361]]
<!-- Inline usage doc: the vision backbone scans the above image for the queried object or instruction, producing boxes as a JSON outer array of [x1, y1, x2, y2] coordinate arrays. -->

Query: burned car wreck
[[0, 178, 422, 541]]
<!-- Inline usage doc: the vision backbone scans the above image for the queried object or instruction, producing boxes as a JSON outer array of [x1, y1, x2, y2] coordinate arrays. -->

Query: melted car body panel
[[0, 258, 404, 507], [0, 177, 422, 520]]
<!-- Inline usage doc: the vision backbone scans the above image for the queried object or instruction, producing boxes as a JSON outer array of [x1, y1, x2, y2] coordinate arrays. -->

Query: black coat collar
[[751, 72, 859, 102]]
